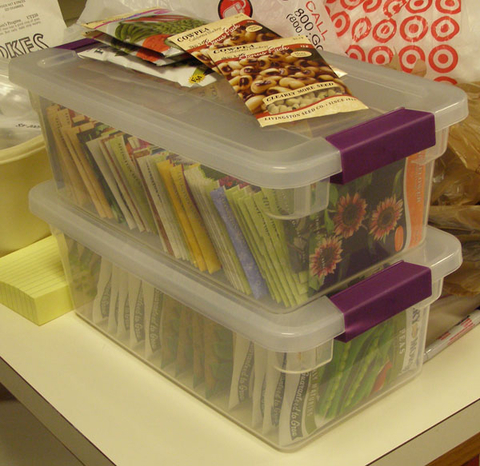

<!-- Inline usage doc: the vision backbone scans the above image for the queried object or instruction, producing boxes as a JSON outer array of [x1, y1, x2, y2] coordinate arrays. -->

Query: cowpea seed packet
[[208, 35, 367, 127]]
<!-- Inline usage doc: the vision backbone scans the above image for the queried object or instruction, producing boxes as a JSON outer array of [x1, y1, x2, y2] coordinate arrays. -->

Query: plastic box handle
[[331, 261, 432, 342], [327, 108, 436, 184]]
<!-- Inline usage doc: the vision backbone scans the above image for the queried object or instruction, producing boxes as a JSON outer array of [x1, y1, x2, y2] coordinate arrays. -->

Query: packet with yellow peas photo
[[208, 35, 368, 127]]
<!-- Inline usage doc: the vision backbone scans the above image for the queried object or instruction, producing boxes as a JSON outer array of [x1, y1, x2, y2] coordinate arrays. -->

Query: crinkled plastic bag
[[78, 0, 345, 54], [323, 0, 480, 84], [0, 58, 41, 150]]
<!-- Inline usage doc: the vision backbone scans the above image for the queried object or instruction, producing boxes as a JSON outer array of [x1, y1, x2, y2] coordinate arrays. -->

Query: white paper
[[0, 0, 67, 58]]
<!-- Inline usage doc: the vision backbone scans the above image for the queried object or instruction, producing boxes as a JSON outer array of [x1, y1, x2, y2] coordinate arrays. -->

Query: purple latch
[[327, 108, 436, 184], [56, 38, 97, 52], [331, 261, 432, 343]]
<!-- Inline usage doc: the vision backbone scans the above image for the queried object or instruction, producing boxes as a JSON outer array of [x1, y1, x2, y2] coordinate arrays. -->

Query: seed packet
[[116, 268, 130, 342], [107, 265, 121, 335], [160, 295, 182, 368], [228, 336, 255, 410], [252, 345, 268, 428], [78, 43, 217, 88], [92, 258, 113, 325], [210, 186, 268, 299], [143, 283, 164, 361], [184, 166, 252, 296], [175, 306, 194, 376], [308, 152, 426, 297], [204, 318, 234, 399], [192, 312, 206, 388], [208, 35, 368, 127], [262, 352, 287, 435], [168, 13, 280, 72], [83, 30, 186, 67], [278, 307, 425, 447], [128, 276, 145, 352], [82, 8, 207, 59]]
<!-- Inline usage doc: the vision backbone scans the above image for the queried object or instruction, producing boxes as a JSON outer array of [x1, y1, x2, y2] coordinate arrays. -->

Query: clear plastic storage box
[[29, 180, 462, 450], [9, 46, 467, 310]]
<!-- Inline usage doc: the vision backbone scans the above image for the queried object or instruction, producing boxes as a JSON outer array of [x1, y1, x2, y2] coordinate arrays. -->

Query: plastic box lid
[[30, 180, 462, 353], [9, 47, 468, 189]]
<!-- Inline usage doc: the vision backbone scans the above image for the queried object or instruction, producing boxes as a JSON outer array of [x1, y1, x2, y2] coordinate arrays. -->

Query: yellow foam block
[[0, 236, 73, 325]]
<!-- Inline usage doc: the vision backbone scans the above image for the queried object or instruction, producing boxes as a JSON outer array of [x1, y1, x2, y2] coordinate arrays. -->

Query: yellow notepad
[[0, 236, 73, 325]]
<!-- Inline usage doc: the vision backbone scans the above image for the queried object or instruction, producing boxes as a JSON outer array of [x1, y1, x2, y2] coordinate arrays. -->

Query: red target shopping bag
[[323, 0, 480, 84]]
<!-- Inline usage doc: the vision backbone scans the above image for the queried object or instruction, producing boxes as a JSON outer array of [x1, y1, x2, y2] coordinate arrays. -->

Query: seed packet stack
[[44, 102, 426, 308], [80, 251, 423, 447]]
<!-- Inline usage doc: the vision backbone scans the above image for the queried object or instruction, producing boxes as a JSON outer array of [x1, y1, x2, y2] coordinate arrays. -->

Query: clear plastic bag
[[0, 57, 41, 151]]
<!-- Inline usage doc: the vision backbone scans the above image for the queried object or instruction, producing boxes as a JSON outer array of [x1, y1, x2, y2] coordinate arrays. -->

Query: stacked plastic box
[[11, 45, 468, 449]]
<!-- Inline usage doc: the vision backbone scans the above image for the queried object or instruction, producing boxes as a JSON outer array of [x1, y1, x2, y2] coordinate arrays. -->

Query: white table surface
[[1, 304, 479, 466]]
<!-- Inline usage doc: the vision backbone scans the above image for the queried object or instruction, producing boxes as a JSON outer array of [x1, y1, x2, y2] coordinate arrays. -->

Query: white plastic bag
[[323, 0, 480, 84], [78, 0, 345, 54]]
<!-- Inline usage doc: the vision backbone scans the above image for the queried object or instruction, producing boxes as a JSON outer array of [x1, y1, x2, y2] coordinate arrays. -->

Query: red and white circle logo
[[429, 45, 458, 73], [435, 0, 461, 14], [399, 45, 426, 72], [406, 0, 433, 13], [331, 11, 351, 37], [352, 17, 372, 42], [373, 19, 397, 43], [340, 0, 363, 10], [431, 16, 460, 42], [400, 15, 429, 42], [383, 0, 408, 18], [363, 0, 382, 13], [434, 76, 458, 85], [368, 46, 394, 65], [346, 45, 366, 61], [218, 0, 252, 18]]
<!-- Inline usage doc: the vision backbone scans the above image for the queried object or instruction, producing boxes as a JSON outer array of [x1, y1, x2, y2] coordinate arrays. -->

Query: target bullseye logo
[[400, 15, 428, 42], [373, 19, 397, 43], [352, 17, 372, 41], [383, 0, 408, 18], [368, 46, 394, 65], [346, 45, 366, 61], [363, 0, 382, 12], [399, 45, 425, 72], [431, 16, 460, 41], [434, 76, 457, 85], [405, 0, 433, 13], [331, 11, 350, 36], [429, 44, 458, 73], [340, 0, 363, 9], [435, 0, 461, 14]]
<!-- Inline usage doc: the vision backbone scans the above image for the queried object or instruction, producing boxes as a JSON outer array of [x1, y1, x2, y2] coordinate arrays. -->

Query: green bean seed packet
[[83, 8, 207, 59], [278, 306, 426, 447]]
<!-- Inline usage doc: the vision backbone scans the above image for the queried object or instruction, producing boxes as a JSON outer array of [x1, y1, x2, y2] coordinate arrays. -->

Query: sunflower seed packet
[[308, 152, 427, 296]]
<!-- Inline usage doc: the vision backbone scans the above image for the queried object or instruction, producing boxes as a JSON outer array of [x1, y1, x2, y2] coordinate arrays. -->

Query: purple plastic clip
[[330, 261, 432, 343], [327, 108, 436, 184]]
